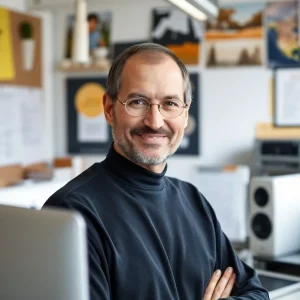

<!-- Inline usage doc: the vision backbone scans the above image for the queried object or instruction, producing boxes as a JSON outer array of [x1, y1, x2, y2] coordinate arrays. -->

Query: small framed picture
[[274, 68, 300, 127], [66, 76, 112, 154]]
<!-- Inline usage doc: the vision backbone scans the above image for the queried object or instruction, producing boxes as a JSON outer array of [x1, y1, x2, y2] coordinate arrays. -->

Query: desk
[[254, 253, 300, 278], [257, 270, 300, 300], [0, 169, 71, 209]]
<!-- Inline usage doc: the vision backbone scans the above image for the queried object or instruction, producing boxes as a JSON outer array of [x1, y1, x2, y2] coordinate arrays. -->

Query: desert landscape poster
[[151, 7, 203, 65], [205, 2, 265, 68]]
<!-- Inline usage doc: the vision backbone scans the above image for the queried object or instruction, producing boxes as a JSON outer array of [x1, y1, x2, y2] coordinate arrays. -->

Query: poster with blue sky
[[266, 1, 300, 68], [206, 2, 265, 67]]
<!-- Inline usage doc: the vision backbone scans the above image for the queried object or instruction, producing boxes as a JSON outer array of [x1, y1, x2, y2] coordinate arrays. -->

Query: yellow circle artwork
[[75, 83, 105, 118]]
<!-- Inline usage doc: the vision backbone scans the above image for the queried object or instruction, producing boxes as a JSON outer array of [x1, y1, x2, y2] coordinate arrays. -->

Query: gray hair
[[106, 43, 192, 104]]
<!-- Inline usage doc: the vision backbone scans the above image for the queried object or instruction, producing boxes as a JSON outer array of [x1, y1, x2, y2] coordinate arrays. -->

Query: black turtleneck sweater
[[43, 146, 269, 300]]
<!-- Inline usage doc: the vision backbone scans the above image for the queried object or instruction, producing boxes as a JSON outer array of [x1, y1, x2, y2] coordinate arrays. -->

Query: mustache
[[130, 127, 172, 138]]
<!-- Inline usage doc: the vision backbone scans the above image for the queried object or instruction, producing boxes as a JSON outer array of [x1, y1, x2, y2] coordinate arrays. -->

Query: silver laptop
[[0, 205, 89, 300]]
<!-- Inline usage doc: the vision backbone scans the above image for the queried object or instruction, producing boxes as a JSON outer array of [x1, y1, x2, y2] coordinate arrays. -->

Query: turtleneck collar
[[103, 144, 166, 190]]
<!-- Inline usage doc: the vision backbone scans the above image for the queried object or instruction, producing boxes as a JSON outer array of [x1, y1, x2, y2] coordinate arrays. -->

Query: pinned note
[[0, 8, 16, 80]]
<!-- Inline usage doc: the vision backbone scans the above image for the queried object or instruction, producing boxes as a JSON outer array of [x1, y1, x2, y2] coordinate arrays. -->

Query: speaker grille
[[251, 213, 272, 240], [254, 187, 269, 207]]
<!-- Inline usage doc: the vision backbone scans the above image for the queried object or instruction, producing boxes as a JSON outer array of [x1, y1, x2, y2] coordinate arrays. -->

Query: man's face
[[104, 54, 189, 172], [88, 19, 97, 32]]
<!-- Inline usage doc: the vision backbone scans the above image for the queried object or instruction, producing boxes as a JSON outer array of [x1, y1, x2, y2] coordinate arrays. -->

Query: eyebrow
[[163, 95, 181, 101], [127, 93, 149, 99], [127, 93, 182, 101]]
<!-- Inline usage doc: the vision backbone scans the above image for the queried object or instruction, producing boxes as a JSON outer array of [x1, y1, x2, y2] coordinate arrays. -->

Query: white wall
[[0, 0, 26, 10], [0, 0, 54, 163], [35, 0, 273, 182]]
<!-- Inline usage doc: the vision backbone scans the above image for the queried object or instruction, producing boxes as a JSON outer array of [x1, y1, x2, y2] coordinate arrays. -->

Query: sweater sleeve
[[43, 192, 111, 300], [201, 194, 270, 300]]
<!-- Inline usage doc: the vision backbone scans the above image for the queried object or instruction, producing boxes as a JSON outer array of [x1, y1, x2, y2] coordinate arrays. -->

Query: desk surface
[[257, 270, 300, 299], [258, 274, 298, 292], [0, 169, 72, 209]]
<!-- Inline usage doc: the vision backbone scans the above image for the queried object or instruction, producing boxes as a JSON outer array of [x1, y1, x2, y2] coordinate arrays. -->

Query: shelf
[[56, 61, 111, 73]]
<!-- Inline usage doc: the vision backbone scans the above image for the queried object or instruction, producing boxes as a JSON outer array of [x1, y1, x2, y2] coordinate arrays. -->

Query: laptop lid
[[0, 205, 89, 300]]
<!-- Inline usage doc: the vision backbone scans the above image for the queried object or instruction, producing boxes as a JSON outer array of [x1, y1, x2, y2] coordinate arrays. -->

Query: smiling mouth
[[141, 135, 166, 138], [138, 134, 167, 142]]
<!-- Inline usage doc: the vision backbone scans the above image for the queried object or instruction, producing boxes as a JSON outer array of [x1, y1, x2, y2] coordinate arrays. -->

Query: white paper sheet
[[0, 86, 22, 167], [275, 69, 300, 126], [189, 166, 250, 243], [77, 113, 108, 142], [21, 88, 46, 166]]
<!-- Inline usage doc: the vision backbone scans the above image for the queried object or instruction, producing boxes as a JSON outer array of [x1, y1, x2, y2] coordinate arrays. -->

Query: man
[[43, 43, 269, 300], [88, 13, 105, 50]]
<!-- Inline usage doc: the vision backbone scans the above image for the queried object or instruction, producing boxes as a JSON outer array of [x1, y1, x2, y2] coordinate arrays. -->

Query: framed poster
[[112, 40, 148, 60], [274, 68, 300, 127], [64, 11, 112, 59], [266, 1, 300, 69], [205, 2, 265, 68], [151, 7, 203, 65], [66, 77, 112, 154], [176, 72, 200, 155]]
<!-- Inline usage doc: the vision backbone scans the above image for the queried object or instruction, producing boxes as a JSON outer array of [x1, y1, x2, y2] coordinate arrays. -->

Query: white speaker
[[249, 174, 300, 258]]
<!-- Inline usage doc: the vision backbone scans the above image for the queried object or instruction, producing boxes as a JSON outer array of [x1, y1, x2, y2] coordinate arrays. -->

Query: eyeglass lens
[[125, 97, 185, 118]]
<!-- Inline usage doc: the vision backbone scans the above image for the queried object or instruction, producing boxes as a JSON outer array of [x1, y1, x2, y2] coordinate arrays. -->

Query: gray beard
[[111, 127, 183, 166], [119, 142, 170, 166]]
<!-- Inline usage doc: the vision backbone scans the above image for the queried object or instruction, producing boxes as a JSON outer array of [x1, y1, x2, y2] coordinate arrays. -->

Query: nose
[[143, 104, 164, 130]]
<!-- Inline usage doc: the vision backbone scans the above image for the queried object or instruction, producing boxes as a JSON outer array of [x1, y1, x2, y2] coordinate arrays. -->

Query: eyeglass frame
[[115, 96, 189, 119]]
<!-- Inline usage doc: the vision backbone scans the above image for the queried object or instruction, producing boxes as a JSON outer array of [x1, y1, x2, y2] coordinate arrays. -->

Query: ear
[[103, 93, 114, 125], [184, 103, 190, 129]]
